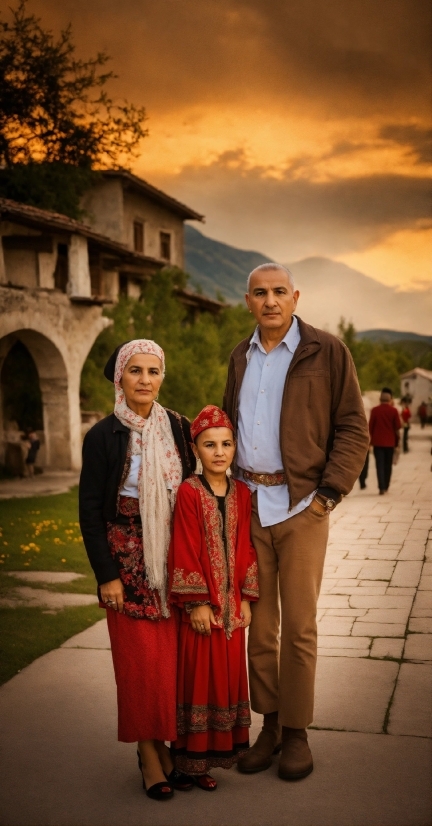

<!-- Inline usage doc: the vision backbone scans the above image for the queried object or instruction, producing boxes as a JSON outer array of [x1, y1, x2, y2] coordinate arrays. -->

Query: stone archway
[[0, 330, 71, 470]]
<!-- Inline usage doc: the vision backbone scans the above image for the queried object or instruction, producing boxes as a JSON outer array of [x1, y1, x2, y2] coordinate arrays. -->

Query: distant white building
[[400, 368, 432, 421]]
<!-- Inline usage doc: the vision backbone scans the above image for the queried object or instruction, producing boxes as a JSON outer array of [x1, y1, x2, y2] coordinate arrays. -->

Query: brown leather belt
[[242, 469, 287, 487]]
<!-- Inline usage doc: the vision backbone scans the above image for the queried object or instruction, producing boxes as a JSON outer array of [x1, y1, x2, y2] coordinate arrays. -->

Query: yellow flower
[[61, 558, 67, 563]]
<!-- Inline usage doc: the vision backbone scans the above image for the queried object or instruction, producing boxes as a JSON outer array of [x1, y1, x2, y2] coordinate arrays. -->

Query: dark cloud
[[155, 151, 431, 260], [379, 124, 432, 164], [25, 0, 432, 118]]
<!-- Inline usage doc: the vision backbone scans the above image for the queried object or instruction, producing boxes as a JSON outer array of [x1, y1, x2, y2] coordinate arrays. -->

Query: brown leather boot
[[237, 713, 282, 774], [278, 728, 313, 780]]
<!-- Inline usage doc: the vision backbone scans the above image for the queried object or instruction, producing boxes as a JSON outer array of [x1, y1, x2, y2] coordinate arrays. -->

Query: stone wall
[[0, 286, 110, 471], [81, 178, 185, 267]]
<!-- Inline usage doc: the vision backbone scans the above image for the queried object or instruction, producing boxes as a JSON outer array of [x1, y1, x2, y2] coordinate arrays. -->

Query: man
[[418, 401, 427, 429], [401, 403, 411, 453], [369, 388, 401, 494], [223, 263, 369, 781]]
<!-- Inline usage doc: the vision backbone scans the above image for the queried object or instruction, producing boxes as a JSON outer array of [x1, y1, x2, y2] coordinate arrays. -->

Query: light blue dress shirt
[[236, 316, 315, 527]]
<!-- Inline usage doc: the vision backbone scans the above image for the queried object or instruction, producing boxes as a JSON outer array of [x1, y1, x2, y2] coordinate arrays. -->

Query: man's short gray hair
[[247, 263, 295, 293]]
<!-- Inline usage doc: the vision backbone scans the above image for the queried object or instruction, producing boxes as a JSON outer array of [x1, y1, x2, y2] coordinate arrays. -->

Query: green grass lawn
[[0, 604, 103, 685], [0, 488, 104, 686], [0, 487, 93, 576]]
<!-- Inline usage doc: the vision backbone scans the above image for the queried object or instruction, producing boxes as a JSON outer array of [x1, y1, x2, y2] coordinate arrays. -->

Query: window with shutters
[[160, 231, 171, 261], [133, 221, 144, 253]]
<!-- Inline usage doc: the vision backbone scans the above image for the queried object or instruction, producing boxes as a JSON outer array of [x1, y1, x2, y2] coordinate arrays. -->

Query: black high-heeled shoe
[[137, 750, 174, 800], [164, 768, 194, 791]]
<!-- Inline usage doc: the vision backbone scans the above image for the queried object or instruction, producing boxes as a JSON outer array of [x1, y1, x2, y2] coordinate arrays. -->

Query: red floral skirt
[[106, 607, 178, 742], [105, 496, 163, 620], [171, 622, 250, 774], [104, 496, 177, 742]]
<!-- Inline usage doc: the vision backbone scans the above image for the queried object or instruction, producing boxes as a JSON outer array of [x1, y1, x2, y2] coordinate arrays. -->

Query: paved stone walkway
[[0, 571, 98, 609], [314, 425, 432, 740], [0, 425, 430, 825]]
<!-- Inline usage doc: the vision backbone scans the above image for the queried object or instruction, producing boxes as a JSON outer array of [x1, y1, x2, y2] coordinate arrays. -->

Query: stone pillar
[[68, 234, 91, 297], [38, 250, 57, 289], [39, 377, 71, 469], [67, 371, 84, 471]]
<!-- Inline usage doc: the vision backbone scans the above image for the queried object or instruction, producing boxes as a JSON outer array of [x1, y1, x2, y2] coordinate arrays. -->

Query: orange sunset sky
[[14, 0, 432, 292]]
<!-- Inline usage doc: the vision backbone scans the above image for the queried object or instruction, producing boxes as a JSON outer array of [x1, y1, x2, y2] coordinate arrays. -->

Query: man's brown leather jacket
[[223, 315, 369, 510]]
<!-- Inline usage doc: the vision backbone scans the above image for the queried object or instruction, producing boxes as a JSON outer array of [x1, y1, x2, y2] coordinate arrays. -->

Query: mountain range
[[184, 225, 432, 336]]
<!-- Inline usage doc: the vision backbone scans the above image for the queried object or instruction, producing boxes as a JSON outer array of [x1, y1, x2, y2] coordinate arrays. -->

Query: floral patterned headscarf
[[114, 340, 182, 615]]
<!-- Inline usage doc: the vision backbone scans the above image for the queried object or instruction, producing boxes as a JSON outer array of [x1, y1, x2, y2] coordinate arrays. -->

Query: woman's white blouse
[[119, 454, 141, 499]]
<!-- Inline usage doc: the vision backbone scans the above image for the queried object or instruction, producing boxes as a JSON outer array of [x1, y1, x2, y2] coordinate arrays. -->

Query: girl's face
[[193, 427, 235, 475], [120, 354, 163, 413]]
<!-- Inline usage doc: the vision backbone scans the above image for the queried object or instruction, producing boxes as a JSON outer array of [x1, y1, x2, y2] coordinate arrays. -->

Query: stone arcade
[[0, 175, 213, 474]]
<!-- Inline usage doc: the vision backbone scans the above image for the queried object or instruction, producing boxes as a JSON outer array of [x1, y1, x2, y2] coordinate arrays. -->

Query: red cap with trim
[[190, 405, 234, 441]]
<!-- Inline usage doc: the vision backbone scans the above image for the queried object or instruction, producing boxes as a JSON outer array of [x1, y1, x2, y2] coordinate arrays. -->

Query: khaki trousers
[[249, 494, 329, 728]]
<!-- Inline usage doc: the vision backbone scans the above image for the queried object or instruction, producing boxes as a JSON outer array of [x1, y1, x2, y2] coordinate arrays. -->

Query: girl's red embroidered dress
[[169, 474, 259, 774]]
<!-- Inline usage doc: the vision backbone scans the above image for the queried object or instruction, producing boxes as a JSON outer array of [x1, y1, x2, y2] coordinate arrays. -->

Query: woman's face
[[120, 353, 164, 415]]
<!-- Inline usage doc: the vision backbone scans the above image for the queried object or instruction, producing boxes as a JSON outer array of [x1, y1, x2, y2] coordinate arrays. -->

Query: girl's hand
[[190, 604, 216, 636], [240, 600, 251, 628], [100, 578, 125, 613]]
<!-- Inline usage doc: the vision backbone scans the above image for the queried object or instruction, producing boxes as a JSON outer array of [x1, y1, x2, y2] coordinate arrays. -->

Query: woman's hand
[[240, 600, 252, 628], [190, 604, 216, 636], [100, 578, 125, 613]]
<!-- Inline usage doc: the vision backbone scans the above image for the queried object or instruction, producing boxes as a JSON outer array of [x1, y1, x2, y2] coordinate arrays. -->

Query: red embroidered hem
[[172, 622, 251, 774], [172, 736, 249, 774]]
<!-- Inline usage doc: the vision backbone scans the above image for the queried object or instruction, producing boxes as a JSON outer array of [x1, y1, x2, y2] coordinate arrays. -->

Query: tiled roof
[[400, 367, 432, 380], [0, 197, 161, 265]]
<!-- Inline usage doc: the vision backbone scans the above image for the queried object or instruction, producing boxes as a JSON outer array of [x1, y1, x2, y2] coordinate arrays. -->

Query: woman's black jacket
[[79, 410, 195, 586]]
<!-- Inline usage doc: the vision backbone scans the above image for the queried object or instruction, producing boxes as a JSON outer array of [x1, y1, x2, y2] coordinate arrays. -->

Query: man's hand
[[240, 600, 252, 628], [100, 578, 125, 613], [190, 604, 216, 636]]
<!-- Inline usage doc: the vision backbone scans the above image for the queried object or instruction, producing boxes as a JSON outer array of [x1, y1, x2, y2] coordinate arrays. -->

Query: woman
[[79, 339, 195, 801]]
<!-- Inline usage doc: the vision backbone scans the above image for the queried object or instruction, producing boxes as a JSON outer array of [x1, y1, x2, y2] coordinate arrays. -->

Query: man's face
[[245, 269, 300, 331]]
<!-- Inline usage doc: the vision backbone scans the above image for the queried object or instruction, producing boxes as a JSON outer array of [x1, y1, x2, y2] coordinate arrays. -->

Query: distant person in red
[[418, 402, 427, 429], [401, 404, 411, 453], [369, 388, 401, 494]]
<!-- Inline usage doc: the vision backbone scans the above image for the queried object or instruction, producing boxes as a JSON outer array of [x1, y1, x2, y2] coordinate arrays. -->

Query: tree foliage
[[0, 0, 147, 217], [337, 318, 430, 395], [80, 269, 255, 420]]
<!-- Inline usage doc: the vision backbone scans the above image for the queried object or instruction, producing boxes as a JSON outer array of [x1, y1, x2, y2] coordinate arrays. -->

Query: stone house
[[400, 368, 432, 422], [0, 176, 219, 473], [81, 169, 203, 299]]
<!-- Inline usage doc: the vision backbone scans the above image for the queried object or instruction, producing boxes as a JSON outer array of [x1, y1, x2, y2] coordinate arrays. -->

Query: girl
[[169, 405, 258, 790]]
